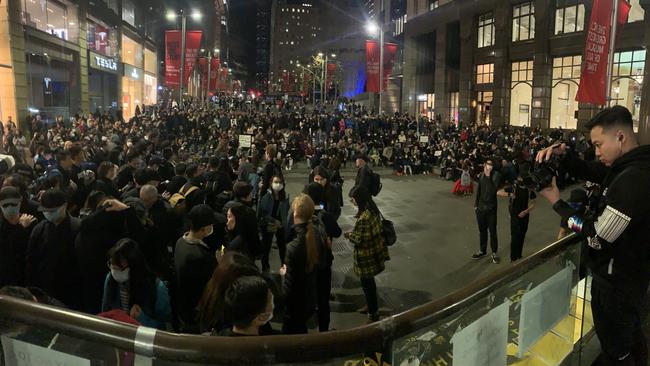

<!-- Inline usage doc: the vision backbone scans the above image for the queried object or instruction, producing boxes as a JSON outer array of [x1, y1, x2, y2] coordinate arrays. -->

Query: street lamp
[[167, 9, 202, 107], [366, 20, 383, 115], [297, 63, 317, 105]]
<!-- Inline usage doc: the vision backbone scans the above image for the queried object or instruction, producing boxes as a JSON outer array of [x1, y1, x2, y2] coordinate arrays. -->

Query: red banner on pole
[[366, 40, 380, 93], [183, 31, 203, 87], [383, 43, 398, 90], [366, 40, 399, 93], [209, 58, 220, 91], [197, 57, 208, 88], [164, 31, 182, 87], [326, 63, 336, 89], [576, 0, 631, 105]]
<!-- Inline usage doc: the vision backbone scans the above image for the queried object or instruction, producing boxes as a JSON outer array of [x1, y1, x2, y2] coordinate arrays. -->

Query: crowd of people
[[0, 95, 592, 336]]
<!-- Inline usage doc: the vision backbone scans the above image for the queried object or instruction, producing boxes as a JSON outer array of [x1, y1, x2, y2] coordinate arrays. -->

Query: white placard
[[2, 335, 91, 366], [238, 134, 253, 148], [518, 266, 573, 357], [434, 150, 442, 157], [419, 136, 429, 143], [451, 300, 510, 366]]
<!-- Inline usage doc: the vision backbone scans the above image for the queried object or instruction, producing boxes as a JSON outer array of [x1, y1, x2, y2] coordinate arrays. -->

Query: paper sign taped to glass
[[517, 265, 573, 358], [2, 335, 91, 366], [450, 300, 511, 366]]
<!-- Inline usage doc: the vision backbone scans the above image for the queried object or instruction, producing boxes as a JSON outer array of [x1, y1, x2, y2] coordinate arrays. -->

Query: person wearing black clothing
[[218, 275, 274, 336], [0, 187, 35, 287], [312, 166, 342, 221], [115, 152, 141, 191], [257, 175, 289, 271], [472, 159, 502, 263], [140, 185, 179, 267], [260, 144, 283, 196], [75, 194, 141, 314], [2, 174, 42, 223], [350, 154, 372, 197], [280, 194, 318, 334], [537, 106, 650, 366], [94, 162, 120, 199], [497, 167, 536, 262], [177, 163, 206, 213], [225, 203, 261, 260], [26, 189, 81, 309], [174, 204, 218, 333], [204, 157, 233, 211], [165, 163, 188, 195]]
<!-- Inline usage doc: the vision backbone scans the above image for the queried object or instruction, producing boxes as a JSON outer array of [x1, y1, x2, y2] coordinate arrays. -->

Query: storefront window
[[476, 91, 492, 125], [121, 35, 143, 68], [510, 60, 534, 126], [448, 92, 459, 125], [417, 94, 435, 120], [611, 50, 645, 132], [550, 55, 581, 129], [144, 74, 157, 105], [122, 75, 143, 120], [87, 18, 117, 57], [22, 0, 79, 42], [122, 0, 136, 26], [144, 48, 157, 74]]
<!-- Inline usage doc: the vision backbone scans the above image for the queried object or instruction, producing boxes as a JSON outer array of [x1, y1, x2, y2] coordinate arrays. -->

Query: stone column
[[0, 0, 28, 130], [401, 33, 418, 115], [458, 15, 474, 126], [531, 0, 553, 129], [434, 25, 448, 122], [78, 2, 89, 114], [490, 2, 511, 127]]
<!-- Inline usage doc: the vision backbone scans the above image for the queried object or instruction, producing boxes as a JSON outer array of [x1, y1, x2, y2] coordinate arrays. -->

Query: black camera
[[521, 155, 561, 192]]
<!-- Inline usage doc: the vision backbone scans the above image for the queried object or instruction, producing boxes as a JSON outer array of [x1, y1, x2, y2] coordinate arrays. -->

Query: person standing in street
[[497, 164, 536, 262], [472, 158, 502, 263], [537, 106, 650, 366]]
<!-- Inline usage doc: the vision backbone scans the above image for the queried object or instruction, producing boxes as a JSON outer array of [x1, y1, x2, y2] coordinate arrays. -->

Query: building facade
[[402, 0, 649, 136], [0, 0, 161, 129]]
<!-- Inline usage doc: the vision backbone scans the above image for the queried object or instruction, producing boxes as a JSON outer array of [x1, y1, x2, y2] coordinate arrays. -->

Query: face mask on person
[[259, 296, 274, 324], [205, 225, 214, 237], [43, 206, 65, 223], [111, 267, 130, 283], [271, 182, 283, 191], [1, 204, 20, 221]]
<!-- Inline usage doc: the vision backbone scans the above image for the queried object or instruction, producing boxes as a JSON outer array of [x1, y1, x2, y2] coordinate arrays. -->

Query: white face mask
[[111, 267, 130, 283], [271, 183, 283, 191], [259, 295, 274, 324], [205, 225, 214, 237]]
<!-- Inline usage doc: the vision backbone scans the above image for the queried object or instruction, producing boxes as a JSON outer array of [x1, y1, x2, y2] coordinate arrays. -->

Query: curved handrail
[[0, 234, 581, 363]]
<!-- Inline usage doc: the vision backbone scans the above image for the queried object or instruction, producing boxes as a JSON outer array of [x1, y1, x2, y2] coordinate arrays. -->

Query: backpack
[[168, 183, 199, 213], [369, 170, 382, 196]]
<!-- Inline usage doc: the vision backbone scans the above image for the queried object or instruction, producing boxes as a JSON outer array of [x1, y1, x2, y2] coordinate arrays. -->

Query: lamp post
[[166, 9, 201, 108], [366, 21, 383, 115], [297, 63, 316, 105]]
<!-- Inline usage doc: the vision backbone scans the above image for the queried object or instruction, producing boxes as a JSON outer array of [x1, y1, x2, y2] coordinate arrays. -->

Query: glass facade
[[476, 63, 494, 84], [87, 17, 117, 57], [449, 92, 459, 125], [122, 0, 136, 26], [477, 13, 495, 48], [510, 60, 534, 127], [610, 50, 645, 132], [628, 0, 645, 22], [21, 0, 79, 42], [512, 2, 535, 42], [121, 35, 143, 68], [550, 55, 581, 129], [144, 48, 157, 106]]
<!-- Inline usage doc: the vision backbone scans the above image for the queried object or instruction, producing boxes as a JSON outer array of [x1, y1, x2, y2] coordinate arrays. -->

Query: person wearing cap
[[496, 162, 537, 262], [351, 153, 372, 198], [173, 204, 218, 333], [0, 187, 36, 287], [2, 173, 42, 223], [26, 189, 82, 309]]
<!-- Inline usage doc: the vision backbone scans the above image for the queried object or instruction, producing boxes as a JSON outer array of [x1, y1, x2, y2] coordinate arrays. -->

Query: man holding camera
[[537, 106, 650, 366]]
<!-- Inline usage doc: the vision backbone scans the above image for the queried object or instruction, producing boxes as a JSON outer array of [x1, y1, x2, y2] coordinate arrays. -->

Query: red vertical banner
[[164, 31, 182, 87], [182, 31, 203, 87], [366, 40, 380, 93], [197, 57, 208, 88], [383, 43, 398, 90], [209, 58, 220, 91], [326, 63, 337, 89], [576, 0, 631, 104]]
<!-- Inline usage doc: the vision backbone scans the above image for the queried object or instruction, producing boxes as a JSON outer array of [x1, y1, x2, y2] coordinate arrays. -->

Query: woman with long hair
[[345, 186, 389, 322], [226, 203, 262, 261], [280, 193, 319, 334], [101, 238, 172, 329], [257, 175, 290, 271]]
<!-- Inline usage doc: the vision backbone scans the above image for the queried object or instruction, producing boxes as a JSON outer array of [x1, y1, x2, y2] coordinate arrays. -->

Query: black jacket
[[283, 223, 317, 315], [173, 235, 218, 333], [26, 215, 81, 309], [352, 164, 372, 195], [0, 218, 29, 287], [475, 171, 502, 212], [553, 145, 650, 299], [261, 160, 283, 195], [93, 177, 121, 199]]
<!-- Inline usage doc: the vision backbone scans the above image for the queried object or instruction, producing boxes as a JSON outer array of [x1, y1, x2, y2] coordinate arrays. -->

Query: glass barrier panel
[[391, 241, 581, 366]]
